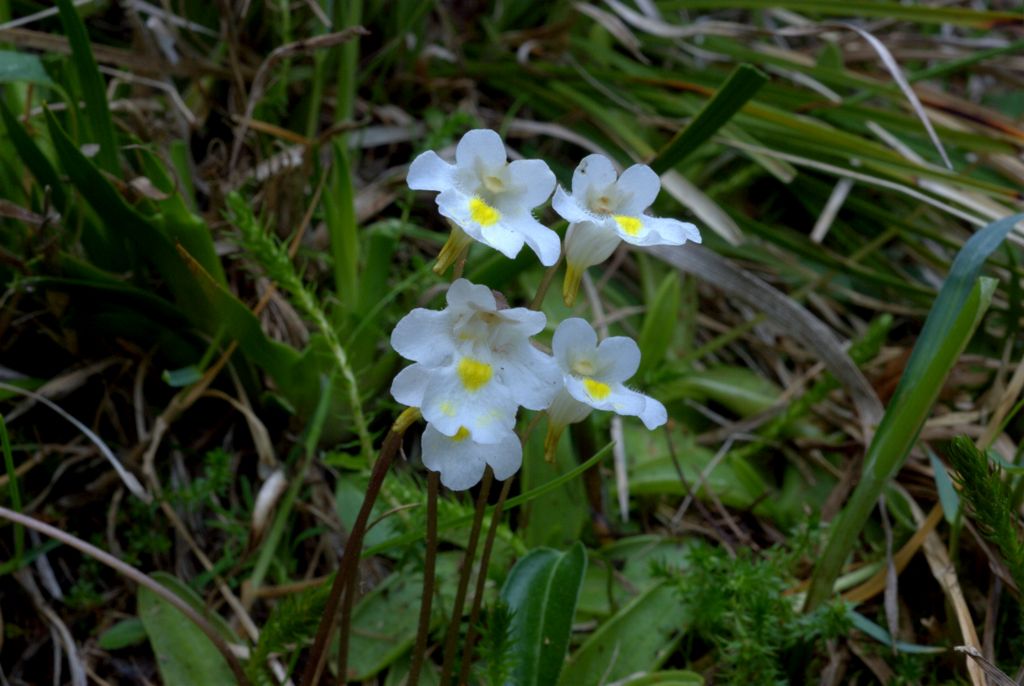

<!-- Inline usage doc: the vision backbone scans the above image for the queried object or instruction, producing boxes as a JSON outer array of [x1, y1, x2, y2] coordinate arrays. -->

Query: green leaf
[[501, 542, 587, 686], [848, 610, 945, 654], [0, 99, 68, 213], [655, 366, 782, 417], [620, 670, 704, 686], [55, 0, 119, 173], [928, 449, 960, 524], [0, 50, 54, 87], [637, 272, 681, 379], [138, 573, 237, 686], [324, 142, 359, 307], [623, 424, 767, 510], [97, 618, 147, 650], [806, 211, 1024, 609], [650, 63, 767, 174], [559, 581, 689, 686]]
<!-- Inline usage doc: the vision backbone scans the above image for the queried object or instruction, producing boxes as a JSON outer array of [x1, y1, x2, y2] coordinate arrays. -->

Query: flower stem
[[0, 506, 251, 686], [530, 258, 562, 311], [300, 409, 419, 686], [439, 468, 493, 686], [457, 476, 514, 684], [409, 472, 440, 685]]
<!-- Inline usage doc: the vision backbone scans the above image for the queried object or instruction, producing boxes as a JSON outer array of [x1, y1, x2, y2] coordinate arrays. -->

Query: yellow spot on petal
[[614, 215, 642, 236], [439, 401, 457, 417], [583, 378, 611, 400], [457, 357, 493, 392], [469, 197, 501, 227], [452, 426, 471, 442]]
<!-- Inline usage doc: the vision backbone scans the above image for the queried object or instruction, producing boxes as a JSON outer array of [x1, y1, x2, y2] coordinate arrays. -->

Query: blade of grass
[[649, 63, 767, 174], [55, 0, 118, 174], [805, 212, 1024, 610]]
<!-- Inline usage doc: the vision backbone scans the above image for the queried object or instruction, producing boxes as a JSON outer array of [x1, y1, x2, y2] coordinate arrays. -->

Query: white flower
[[421, 423, 522, 490], [407, 129, 561, 270], [552, 154, 701, 305], [544, 318, 667, 459], [390, 279, 561, 444]]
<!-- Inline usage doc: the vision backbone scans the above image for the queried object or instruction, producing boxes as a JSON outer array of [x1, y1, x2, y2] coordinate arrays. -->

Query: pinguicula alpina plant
[[316, 128, 700, 686]]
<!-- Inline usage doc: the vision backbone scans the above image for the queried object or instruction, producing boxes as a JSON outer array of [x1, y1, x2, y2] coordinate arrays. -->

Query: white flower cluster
[[393, 129, 700, 489]]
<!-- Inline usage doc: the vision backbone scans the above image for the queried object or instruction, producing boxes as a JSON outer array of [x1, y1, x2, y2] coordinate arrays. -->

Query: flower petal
[[485, 431, 523, 481], [455, 129, 507, 171], [391, 363, 431, 407], [622, 216, 701, 247], [501, 212, 561, 266], [571, 154, 617, 200], [421, 424, 487, 491], [407, 150, 454, 191], [446, 278, 497, 311], [490, 306, 547, 338], [391, 308, 452, 365], [565, 377, 646, 416], [546, 387, 593, 427], [637, 395, 668, 430], [507, 159, 556, 208], [564, 221, 621, 270], [595, 336, 641, 383], [421, 364, 517, 444], [552, 187, 593, 224], [614, 164, 660, 215], [495, 344, 562, 410], [552, 318, 598, 374], [480, 222, 526, 259]]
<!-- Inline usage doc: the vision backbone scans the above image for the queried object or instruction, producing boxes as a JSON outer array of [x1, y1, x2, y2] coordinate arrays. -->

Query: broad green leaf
[[621, 670, 704, 685], [623, 425, 767, 510], [97, 618, 147, 650], [654, 366, 782, 417], [559, 581, 689, 686], [650, 63, 767, 174], [138, 573, 236, 686], [501, 542, 587, 686], [577, 536, 693, 619], [345, 554, 460, 680], [637, 271, 680, 380], [55, 0, 119, 173], [0, 50, 54, 87], [521, 418, 588, 549], [806, 211, 1024, 609]]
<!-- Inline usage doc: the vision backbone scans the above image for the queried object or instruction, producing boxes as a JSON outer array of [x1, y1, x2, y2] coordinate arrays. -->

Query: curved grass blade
[[805, 212, 1024, 610], [55, 0, 119, 174], [649, 63, 767, 174]]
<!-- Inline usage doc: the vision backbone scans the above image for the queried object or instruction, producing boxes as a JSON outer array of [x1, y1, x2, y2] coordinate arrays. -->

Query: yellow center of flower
[[583, 378, 611, 400], [572, 359, 596, 376], [614, 215, 642, 236], [452, 426, 471, 442], [469, 197, 501, 227], [457, 357, 493, 392]]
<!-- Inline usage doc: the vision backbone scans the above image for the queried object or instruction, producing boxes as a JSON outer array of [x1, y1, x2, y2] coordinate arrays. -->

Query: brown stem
[[439, 468, 494, 686], [409, 472, 440, 685], [529, 258, 562, 311], [0, 506, 251, 686], [301, 409, 419, 686], [458, 476, 514, 684]]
